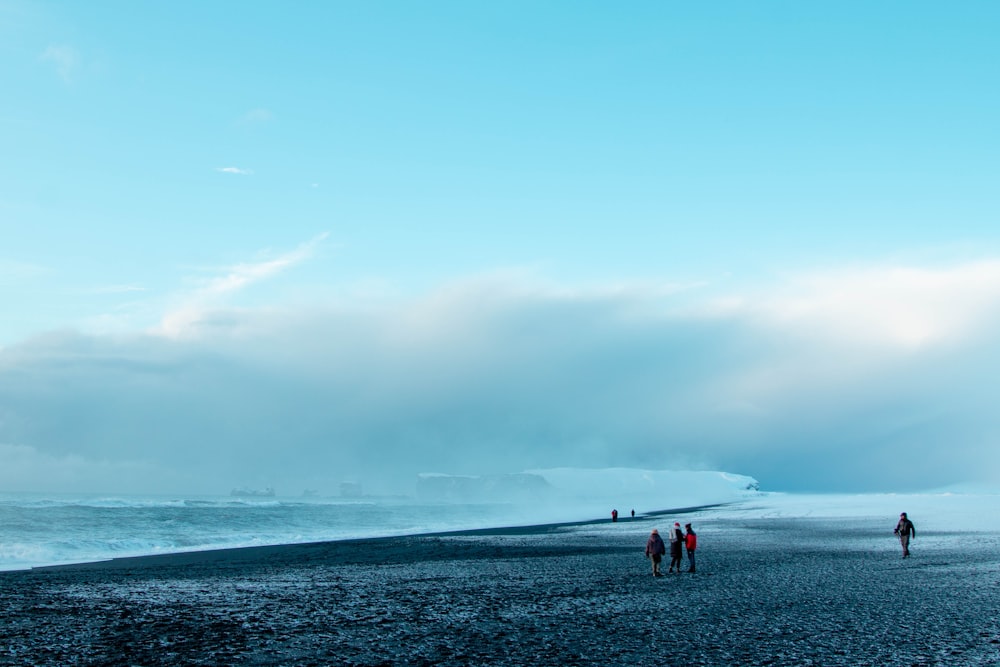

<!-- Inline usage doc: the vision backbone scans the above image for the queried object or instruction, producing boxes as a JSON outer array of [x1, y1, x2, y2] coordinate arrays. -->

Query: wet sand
[[2, 512, 999, 666]]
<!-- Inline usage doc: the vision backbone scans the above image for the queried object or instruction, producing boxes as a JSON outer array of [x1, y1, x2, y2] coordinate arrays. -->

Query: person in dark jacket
[[668, 522, 684, 573], [645, 529, 666, 576], [894, 512, 916, 558], [684, 523, 697, 573]]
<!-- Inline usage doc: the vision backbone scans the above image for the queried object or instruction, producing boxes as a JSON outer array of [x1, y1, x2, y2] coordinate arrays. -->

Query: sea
[[6, 479, 992, 573], [0, 469, 765, 571], [0, 493, 543, 572]]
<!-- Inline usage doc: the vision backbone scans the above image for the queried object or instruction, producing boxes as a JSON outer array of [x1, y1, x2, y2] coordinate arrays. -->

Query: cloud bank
[[1, 258, 999, 496]]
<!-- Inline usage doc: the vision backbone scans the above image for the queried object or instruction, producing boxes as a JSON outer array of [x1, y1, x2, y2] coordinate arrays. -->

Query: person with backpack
[[667, 522, 684, 573], [894, 512, 916, 558], [684, 523, 697, 573], [645, 529, 666, 577]]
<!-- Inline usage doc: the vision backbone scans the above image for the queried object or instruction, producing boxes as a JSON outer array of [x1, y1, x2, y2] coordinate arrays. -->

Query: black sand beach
[[2, 512, 999, 666]]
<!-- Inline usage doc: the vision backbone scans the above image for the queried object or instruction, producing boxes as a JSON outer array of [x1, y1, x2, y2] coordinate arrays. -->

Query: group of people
[[641, 512, 916, 577], [644, 522, 696, 576]]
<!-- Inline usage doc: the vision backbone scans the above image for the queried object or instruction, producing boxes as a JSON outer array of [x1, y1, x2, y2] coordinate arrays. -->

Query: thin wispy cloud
[[0, 259, 48, 282], [203, 234, 328, 297], [215, 167, 253, 176], [154, 233, 329, 337], [40, 44, 79, 82], [85, 284, 147, 295], [239, 108, 273, 125]]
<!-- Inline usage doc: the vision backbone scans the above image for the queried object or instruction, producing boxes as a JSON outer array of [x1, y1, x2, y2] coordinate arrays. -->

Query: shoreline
[[17, 503, 723, 575]]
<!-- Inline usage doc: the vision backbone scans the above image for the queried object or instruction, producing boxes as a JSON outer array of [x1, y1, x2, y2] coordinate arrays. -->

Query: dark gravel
[[1, 515, 998, 666]]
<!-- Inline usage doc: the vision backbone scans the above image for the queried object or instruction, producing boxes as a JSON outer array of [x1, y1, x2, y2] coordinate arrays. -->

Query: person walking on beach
[[684, 523, 697, 573], [645, 529, 666, 576], [894, 512, 916, 558], [667, 522, 684, 573], [612, 509, 618, 523]]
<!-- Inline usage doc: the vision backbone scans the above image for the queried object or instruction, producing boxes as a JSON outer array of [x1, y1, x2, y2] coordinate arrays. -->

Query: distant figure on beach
[[684, 523, 697, 573], [645, 529, 666, 576], [612, 509, 618, 522], [667, 522, 684, 573], [631, 509, 635, 518], [894, 512, 916, 558]]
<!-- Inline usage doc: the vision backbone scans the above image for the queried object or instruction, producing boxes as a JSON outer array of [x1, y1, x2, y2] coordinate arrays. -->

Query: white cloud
[[154, 233, 329, 338], [203, 236, 326, 297], [707, 260, 1000, 349], [40, 44, 79, 82], [215, 167, 253, 175]]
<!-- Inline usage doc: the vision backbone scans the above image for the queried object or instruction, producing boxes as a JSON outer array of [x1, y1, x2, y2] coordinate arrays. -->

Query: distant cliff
[[416, 468, 761, 512]]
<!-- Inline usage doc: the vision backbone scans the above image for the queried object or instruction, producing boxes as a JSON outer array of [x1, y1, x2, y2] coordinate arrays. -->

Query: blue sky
[[1, 2, 999, 495]]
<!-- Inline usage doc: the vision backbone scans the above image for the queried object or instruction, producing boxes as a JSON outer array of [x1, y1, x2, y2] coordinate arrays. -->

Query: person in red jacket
[[684, 523, 697, 573], [645, 529, 666, 577]]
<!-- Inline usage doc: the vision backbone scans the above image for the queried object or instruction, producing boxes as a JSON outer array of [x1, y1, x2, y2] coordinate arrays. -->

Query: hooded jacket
[[685, 530, 697, 551], [895, 517, 915, 537], [645, 532, 666, 557]]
